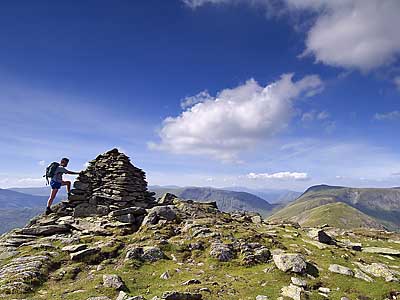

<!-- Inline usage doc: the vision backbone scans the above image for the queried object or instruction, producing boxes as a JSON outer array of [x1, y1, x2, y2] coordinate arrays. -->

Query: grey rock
[[328, 264, 354, 276], [115, 213, 136, 224], [19, 224, 70, 236], [291, 277, 307, 287], [0, 250, 19, 260], [281, 284, 303, 300], [354, 268, 374, 282], [318, 287, 330, 294], [273, 253, 307, 273], [103, 274, 126, 290], [306, 229, 335, 245], [354, 262, 399, 282], [210, 242, 234, 262], [158, 193, 178, 205], [116, 291, 146, 300], [160, 271, 170, 280], [73, 203, 109, 217], [62, 244, 87, 253], [110, 207, 147, 217], [362, 247, 400, 256], [87, 297, 111, 300], [256, 296, 268, 300], [70, 248, 100, 261], [144, 206, 178, 225], [126, 247, 144, 260], [251, 215, 262, 224], [161, 291, 202, 300], [142, 246, 166, 262], [182, 279, 201, 285]]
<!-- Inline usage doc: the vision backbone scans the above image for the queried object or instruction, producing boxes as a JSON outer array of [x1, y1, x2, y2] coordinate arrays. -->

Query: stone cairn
[[59, 148, 156, 218]]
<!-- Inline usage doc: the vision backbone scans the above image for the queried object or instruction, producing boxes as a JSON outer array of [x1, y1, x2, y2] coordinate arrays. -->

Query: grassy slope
[[2, 219, 399, 300], [269, 185, 400, 231], [299, 202, 386, 229]]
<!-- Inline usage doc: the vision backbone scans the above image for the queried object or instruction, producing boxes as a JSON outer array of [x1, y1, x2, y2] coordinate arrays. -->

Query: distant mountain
[[223, 186, 301, 204], [0, 207, 43, 234], [0, 188, 62, 234], [0, 188, 49, 208], [9, 187, 67, 197], [268, 184, 400, 231], [149, 186, 275, 216]]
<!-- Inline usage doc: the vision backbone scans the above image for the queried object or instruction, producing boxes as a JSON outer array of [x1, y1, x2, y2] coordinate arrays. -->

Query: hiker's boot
[[45, 207, 53, 215]]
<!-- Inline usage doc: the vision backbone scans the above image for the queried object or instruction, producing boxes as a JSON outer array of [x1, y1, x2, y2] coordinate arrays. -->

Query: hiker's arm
[[66, 171, 80, 175]]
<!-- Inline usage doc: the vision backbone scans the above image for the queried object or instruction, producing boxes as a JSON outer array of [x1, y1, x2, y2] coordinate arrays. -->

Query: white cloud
[[301, 111, 315, 122], [183, 0, 400, 72], [182, 0, 231, 8], [247, 171, 310, 181], [38, 160, 46, 166], [150, 73, 323, 161], [181, 90, 213, 109], [374, 111, 400, 121], [295, 0, 400, 71], [83, 162, 90, 168], [317, 111, 329, 120]]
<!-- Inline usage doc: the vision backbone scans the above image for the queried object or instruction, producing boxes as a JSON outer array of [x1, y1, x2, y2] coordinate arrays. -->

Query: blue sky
[[1, 0, 400, 191]]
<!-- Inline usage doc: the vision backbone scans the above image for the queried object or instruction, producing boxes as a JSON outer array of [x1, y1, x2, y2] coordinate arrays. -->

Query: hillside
[[0, 149, 399, 300], [0, 189, 60, 234], [269, 185, 400, 231], [150, 186, 275, 216], [0, 188, 49, 208], [9, 187, 67, 198], [222, 186, 301, 204]]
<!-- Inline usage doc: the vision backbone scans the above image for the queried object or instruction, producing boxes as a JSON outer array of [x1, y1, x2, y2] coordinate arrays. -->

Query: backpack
[[44, 162, 60, 184]]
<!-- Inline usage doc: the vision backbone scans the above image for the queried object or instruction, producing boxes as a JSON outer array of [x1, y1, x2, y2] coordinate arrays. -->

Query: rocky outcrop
[[0, 149, 399, 299]]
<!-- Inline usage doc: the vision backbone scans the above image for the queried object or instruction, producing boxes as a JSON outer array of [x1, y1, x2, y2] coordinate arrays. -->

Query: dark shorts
[[50, 180, 62, 190]]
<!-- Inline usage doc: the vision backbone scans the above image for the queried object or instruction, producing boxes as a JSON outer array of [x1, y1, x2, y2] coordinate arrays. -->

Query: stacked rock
[[64, 148, 156, 217]]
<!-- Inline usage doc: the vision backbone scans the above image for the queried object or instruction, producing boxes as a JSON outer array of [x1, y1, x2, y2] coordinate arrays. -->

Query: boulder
[[116, 291, 145, 300], [256, 296, 269, 300], [19, 224, 70, 236], [210, 242, 234, 262], [281, 284, 303, 300], [354, 262, 399, 282], [362, 247, 400, 256], [273, 253, 307, 273], [110, 207, 147, 217], [291, 277, 307, 287], [70, 248, 100, 261], [160, 271, 171, 280], [142, 246, 166, 262], [126, 247, 144, 260], [158, 193, 178, 205], [143, 206, 178, 225], [103, 274, 126, 290], [354, 268, 374, 282], [306, 229, 335, 245], [328, 264, 354, 276], [62, 244, 87, 253], [161, 291, 202, 300]]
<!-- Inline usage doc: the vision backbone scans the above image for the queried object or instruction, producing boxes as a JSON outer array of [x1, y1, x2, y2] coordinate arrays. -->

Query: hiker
[[45, 158, 80, 215]]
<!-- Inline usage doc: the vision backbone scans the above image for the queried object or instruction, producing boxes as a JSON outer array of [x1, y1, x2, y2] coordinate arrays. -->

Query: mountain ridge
[[269, 184, 400, 231]]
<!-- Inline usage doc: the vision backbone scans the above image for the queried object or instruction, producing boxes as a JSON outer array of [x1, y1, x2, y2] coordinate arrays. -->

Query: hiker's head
[[60, 158, 69, 167]]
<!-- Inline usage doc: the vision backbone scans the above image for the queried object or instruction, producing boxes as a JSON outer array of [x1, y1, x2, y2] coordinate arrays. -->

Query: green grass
[[1, 218, 399, 300]]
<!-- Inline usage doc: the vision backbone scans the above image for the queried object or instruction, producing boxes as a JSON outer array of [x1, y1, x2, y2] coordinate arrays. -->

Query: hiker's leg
[[47, 188, 58, 208], [62, 181, 71, 193]]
